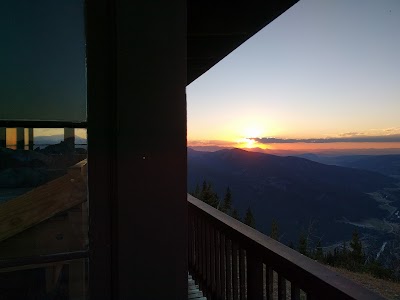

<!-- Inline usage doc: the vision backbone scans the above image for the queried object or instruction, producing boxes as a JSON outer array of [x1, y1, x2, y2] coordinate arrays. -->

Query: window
[[0, 1, 88, 298]]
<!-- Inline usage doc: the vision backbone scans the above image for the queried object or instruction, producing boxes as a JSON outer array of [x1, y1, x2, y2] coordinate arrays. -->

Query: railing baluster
[[226, 239, 232, 300], [188, 213, 193, 271], [247, 252, 263, 299], [210, 225, 216, 296], [195, 216, 200, 277], [278, 274, 286, 300], [265, 266, 273, 300], [220, 234, 226, 300], [215, 230, 221, 298], [232, 243, 239, 300], [291, 282, 301, 300], [239, 249, 246, 299], [188, 197, 388, 300], [202, 218, 207, 290], [206, 221, 211, 297]]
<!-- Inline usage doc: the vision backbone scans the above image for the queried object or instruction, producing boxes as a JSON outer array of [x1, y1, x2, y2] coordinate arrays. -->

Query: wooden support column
[[64, 128, 75, 150], [117, 1, 187, 299], [16, 127, 24, 150], [0, 127, 5, 148], [28, 128, 34, 150]]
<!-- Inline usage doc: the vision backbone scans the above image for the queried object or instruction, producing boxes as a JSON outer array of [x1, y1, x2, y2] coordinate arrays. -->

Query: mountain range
[[188, 148, 400, 245]]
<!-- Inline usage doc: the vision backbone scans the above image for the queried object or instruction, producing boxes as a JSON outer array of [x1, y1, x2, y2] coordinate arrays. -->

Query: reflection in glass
[[0, 259, 88, 299], [0, 0, 86, 121], [0, 129, 88, 258]]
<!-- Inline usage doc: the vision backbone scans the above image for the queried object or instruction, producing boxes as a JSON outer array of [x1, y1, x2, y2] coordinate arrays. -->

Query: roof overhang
[[187, 0, 299, 84]]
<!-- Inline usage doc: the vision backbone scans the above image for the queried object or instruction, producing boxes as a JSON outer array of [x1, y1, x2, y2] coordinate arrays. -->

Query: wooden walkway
[[188, 274, 206, 299]]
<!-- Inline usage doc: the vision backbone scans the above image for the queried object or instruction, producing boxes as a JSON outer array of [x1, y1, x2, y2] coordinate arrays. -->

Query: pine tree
[[220, 187, 232, 214], [315, 239, 324, 262], [193, 183, 200, 198], [270, 219, 279, 240], [350, 229, 363, 265], [200, 180, 219, 208], [298, 232, 308, 256], [231, 208, 241, 221], [244, 206, 256, 229]]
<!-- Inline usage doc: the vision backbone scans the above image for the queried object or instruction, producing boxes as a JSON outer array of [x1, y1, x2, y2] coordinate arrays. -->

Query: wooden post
[[69, 259, 86, 300], [64, 128, 75, 150], [247, 253, 263, 299], [0, 127, 5, 148], [16, 127, 24, 150], [28, 128, 34, 150], [278, 274, 286, 300], [232, 243, 239, 300]]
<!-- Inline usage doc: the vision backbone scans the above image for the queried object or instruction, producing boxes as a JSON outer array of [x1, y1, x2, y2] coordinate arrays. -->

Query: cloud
[[338, 132, 365, 137], [188, 140, 235, 147], [252, 134, 400, 144]]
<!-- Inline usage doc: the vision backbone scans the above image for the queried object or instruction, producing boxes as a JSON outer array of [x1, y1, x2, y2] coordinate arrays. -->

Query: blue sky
[[187, 0, 400, 150]]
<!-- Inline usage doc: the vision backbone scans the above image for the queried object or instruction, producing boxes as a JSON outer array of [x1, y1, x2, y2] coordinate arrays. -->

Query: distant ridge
[[188, 148, 398, 244]]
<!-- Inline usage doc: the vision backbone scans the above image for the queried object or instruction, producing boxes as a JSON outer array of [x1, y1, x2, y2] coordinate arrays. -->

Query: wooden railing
[[188, 195, 385, 300]]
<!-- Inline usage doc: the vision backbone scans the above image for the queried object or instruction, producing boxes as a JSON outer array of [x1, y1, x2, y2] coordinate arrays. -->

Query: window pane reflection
[[0, 128, 87, 258], [0, 258, 88, 299], [0, 0, 86, 121]]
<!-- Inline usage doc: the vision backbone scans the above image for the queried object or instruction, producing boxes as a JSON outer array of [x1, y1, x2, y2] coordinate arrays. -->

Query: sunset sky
[[187, 0, 400, 153]]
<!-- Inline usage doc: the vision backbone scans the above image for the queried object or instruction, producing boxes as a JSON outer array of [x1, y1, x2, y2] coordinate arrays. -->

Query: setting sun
[[242, 125, 264, 139]]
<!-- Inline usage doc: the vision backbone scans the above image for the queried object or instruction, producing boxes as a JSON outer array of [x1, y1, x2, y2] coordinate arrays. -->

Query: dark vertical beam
[[239, 249, 246, 299], [232, 243, 239, 300], [265, 266, 273, 300], [188, 211, 193, 272], [86, 0, 115, 298], [64, 128, 75, 150], [28, 128, 34, 150], [219, 233, 226, 299], [247, 253, 263, 299], [226, 239, 232, 300], [291, 282, 301, 300], [202, 218, 207, 289], [210, 226, 216, 296], [0, 128, 5, 148], [16, 127, 24, 150], [205, 222, 211, 297], [278, 274, 286, 300], [215, 230, 221, 298], [115, 0, 187, 299]]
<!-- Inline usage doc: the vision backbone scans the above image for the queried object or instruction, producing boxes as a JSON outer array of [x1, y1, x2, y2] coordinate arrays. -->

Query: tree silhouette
[[220, 187, 232, 214], [270, 219, 279, 240], [298, 231, 308, 256], [199, 180, 219, 208], [350, 229, 364, 266], [231, 208, 241, 221], [244, 206, 256, 229]]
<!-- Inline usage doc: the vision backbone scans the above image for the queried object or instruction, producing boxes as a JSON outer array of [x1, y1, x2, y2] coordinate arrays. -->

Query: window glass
[[0, 258, 88, 299], [0, 0, 86, 121], [0, 128, 88, 257]]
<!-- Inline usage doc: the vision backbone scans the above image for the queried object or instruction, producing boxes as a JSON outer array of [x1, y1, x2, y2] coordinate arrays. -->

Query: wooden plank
[[188, 195, 387, 300], [0, 160, 87, 243], [226, 239, 232, 300], [239, 249, 246, 299], [215, 230, 221, 297], [247, 252, 263, 299], [232, 243, 239, 300], [291, 282, 301, 300], [210, 226, 216, 296], [278, 274, 286, 300], [220, 233, 226, 299], [266, 266, 273, 300]]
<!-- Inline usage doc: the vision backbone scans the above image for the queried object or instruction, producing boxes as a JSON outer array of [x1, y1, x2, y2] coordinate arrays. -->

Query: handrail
[[188, 194, 385, 300], [0, 159, 87, 243]]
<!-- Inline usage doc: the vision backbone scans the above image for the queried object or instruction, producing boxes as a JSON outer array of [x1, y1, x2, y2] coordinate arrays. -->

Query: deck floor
[[188, 274, 206, 299]]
